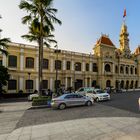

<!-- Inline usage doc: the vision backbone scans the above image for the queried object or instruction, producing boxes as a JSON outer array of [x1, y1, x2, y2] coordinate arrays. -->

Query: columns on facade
[[102, 63, 105, 75], [85, 78, 87, 87], [20, 49, 24, 71], [112, 63, 115, 74], [65, 77, 67, 89], [50, 58, 54, 72], [90, 61, 92, 72], [50, 78, 53, 90], [72, 60, 74, 71], [89, 78, 91, 87], [2, 54, 6, 67], [129, 66, 131, 75], [19, 77, 24, 90], [82, 61, 85, 72], [63, 59, 66, 70], [35, 77, 39, 91], [35, 51, 38, 72], [71, 77, 73, 87]]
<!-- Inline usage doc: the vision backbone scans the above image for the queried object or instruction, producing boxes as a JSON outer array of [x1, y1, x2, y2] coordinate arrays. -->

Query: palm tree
[[0, 16, 11, 55], [19, 0, 62, 95]]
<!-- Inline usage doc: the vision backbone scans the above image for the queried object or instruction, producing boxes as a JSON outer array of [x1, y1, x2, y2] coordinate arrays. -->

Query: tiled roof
[[96, 35, 115, 47]]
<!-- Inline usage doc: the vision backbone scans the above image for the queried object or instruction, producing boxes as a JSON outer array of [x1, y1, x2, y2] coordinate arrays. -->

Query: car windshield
[[96, 90, 105, 94]]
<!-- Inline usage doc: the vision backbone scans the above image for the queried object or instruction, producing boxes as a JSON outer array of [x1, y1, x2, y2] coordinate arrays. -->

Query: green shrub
[[32, 96, 51, 106]]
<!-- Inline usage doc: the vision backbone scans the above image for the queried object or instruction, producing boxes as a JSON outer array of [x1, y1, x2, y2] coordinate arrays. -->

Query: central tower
[[119, 23, 131, 57], [119, 9, 131, 58]]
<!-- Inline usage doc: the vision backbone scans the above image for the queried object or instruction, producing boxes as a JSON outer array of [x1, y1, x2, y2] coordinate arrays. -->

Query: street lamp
[[74, 63, 78, 92], [28, 72, 31, 93], [54, 48, 61, 94]]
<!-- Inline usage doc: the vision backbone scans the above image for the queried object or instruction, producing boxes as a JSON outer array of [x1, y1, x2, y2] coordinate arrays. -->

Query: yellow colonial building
[[1, 22, 140, 93]]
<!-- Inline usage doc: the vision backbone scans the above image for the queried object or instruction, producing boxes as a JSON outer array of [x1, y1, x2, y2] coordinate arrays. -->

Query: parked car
[[51, 93, 94, 109], [86, 89, 110, 102], [76, 87, 95, 95], [28, 93, 39, 101]]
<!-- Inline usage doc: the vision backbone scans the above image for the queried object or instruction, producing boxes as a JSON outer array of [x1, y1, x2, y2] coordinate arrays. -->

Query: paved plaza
[[0, 92, 140, 140]]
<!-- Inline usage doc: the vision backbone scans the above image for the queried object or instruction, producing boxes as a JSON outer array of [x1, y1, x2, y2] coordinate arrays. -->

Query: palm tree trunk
[[38, 3, 44, 96], [38, 37, 43, 96]]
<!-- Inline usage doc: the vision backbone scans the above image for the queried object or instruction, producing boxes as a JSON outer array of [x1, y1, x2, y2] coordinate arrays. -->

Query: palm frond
[[0, 48, 8, 55], [22, 15, 32, 24], [21, 34, 37, 42]]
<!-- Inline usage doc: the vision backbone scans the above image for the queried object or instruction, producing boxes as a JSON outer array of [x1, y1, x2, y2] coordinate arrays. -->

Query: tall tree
[[0, 16, 11, 55], [0, 66, 10, 97], [19, 0, 62, 94]]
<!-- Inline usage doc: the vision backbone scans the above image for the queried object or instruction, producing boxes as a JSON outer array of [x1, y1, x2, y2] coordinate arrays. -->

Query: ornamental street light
[[54, 48, 61, 94], [74, 63, 78, 92], [28, 72, 31, 93]]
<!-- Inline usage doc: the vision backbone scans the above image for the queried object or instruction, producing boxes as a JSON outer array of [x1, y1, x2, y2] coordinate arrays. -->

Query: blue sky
[[0, 0, 140, 53]]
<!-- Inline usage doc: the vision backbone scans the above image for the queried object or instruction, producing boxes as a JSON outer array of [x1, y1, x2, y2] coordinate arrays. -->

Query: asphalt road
[[101, 91, 140, 114], [16, 91, 140, 129]]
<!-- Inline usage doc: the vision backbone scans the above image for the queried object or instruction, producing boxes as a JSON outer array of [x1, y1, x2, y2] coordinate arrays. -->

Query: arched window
[[126, 67, 128, 74], [135, 68, 137, 75], [93, 63, 98, 72], [55, 60, 62, 70], [43, 59, 49, 69], [115, 66, 118, 73], [120, 66, 124, 74], [26, 57, 34, 68], [75, 62, 81, 71], [130, 67, 133, 74], [86, 63, 89, 71], [8, 55, 17, 67], [105, 64, 111, 72], [66, 61, 71, 70]]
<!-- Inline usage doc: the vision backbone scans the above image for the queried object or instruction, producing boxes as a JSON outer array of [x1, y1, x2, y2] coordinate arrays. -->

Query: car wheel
[[59, 103, 66, 110], [86, 101, 92, 106], [96, 98, 99, 102]]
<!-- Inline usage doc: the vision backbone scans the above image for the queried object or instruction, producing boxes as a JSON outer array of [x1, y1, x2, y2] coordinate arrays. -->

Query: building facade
[[1, 22, 140, 93]]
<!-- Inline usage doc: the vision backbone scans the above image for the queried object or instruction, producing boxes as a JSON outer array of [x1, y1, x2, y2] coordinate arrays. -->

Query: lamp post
[[74, 63, 78, 92], [54, 47, 61, 94], [28, 72, 31, 93]]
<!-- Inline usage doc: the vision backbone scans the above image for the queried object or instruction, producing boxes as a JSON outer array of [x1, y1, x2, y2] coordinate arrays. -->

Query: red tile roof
[[96, 35, 115, 47]]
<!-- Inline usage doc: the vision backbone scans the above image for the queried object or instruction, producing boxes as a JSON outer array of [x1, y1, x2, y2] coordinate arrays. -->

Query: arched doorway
[[120, 81, 124, 89], [126, 81, 129, 89], [130, 81, 134, 89], [106, 80, 111, 87], [135, 81, 138, 88]]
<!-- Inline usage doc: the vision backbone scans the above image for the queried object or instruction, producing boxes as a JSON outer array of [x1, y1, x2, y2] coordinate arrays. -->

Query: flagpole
[[123, 8, 126, 24]]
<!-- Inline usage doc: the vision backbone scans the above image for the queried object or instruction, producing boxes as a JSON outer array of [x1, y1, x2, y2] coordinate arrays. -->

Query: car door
[[74, 94, 86, 105], [64, 94, 75, 106]]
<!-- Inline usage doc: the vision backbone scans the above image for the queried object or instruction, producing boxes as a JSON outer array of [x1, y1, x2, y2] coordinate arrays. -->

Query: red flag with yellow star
[[123, 9, 126, 18]]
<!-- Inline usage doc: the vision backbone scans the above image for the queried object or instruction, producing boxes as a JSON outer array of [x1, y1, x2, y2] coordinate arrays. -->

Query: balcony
[[104, 71, 113, 76]]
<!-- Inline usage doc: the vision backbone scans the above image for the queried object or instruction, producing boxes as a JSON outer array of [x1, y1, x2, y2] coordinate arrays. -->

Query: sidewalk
[[1, 117, 140, 140]]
